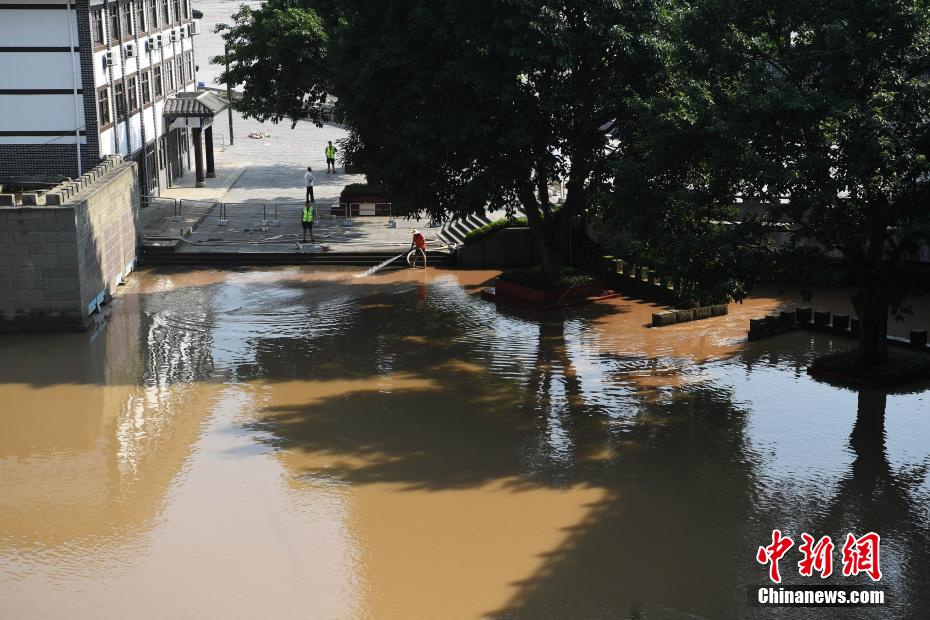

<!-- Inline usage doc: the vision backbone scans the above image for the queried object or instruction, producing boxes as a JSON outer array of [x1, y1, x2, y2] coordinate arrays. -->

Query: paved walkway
[[141, 5, 448, 257]]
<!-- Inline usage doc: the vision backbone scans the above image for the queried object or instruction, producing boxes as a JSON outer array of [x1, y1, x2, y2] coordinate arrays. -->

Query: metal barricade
[[178, 198, 220, 225], [140, 194, 180, 221]]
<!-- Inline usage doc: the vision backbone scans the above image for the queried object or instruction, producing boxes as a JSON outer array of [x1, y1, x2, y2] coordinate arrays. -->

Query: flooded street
[[1, 267, 928, 619]]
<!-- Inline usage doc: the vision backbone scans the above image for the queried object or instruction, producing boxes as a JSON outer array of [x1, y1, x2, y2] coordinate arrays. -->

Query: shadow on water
[[1, 266, 929, 618]]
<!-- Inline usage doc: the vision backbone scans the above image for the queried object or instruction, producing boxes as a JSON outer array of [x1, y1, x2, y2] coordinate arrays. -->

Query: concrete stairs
[[437, 209, 525, 248]]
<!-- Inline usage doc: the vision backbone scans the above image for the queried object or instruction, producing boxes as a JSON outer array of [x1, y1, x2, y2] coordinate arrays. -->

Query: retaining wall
[[457, 227, 538, 269], [0, 159, 139, 332]]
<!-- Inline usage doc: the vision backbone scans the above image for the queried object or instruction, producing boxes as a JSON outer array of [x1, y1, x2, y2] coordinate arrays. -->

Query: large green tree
[[613, 0, 930, 362], [218, 0, 667, 276]]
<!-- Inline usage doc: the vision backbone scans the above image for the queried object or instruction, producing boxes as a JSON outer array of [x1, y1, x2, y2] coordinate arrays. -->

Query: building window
[[128, 75, 139, 111], [141, 71, 151, 104], [136, 0, 147, 32], [91, 10, 105, 46], [148, 0, 158, 29], [153, 65, 163, 97], [98, 87, 111, 126], [164, 58, 174, 91], [109, 7, 121, 41], [122, 3, 134, 36], [187, 52, 194, 84], [183, 0, 190, 20], [161, 0, 171, 25], [173, 0, 182, 24], [114, 80, 126, 120], [175, 57, 182, 86]]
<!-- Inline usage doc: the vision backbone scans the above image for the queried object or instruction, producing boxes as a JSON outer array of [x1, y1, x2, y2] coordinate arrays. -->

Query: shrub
[[498, 266, 596, 290], [340, 183, 386, 197], [464, 216, 528, 244]]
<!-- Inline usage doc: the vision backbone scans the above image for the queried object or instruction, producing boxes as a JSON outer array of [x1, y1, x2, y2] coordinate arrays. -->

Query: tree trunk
[[520, 184, 563, 277], [853, 290, 888, 364], [853, 214, 890, 364]]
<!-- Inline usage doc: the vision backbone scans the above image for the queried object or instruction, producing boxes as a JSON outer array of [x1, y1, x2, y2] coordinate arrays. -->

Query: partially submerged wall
[[0, 158, 139, 332]]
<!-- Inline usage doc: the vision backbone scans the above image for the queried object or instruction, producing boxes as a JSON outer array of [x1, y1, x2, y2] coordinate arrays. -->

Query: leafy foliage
[[608, 0, 930, 360], [214, 1, 331, 126], [340, 183, 386, 197], [218, 0, 669, 276]]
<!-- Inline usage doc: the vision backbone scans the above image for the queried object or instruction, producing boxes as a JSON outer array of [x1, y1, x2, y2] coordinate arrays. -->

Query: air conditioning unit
[[179, 26, 186, 39], [156, 34, 164, 48], [125, 43, 134, 58], [102, 50, 113, 70], [145, 39, 154, 53], [191, 20, 201, 35], [170, 29, 178, 43]]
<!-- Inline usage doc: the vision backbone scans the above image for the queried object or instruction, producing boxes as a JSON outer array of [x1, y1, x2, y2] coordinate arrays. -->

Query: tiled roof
[[163, 91, 229, 118]]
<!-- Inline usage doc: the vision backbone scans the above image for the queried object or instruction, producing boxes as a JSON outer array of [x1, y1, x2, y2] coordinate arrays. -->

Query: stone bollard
[[622, 262, 634, 277], [813, 310, 831, 328], [849, 318, 860, 335], [0, 194, 15, 206], [636, 266, 648, 282], [911, 330, 928, 348], [779, 310, 796, 326], [648, 269, 659, 286], [749, 317, 768, 340], [795, 307, 812, 323], [21, 193, 38, 206], [832, 314, 850, 331]]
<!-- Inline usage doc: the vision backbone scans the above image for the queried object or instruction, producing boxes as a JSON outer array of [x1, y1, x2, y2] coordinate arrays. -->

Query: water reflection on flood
[[0, 266, 928, 619]]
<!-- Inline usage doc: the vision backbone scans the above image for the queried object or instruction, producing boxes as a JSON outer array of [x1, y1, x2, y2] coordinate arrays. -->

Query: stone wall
[[0, 159, 139, 332]]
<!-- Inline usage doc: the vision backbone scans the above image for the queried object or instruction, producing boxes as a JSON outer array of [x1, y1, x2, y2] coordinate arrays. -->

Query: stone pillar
[[205, 125, 216, 178], [193, 127, 205, 188]]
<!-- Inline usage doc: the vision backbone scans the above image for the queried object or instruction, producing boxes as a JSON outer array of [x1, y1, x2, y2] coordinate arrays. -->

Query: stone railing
[[0, 156, 123, 207]]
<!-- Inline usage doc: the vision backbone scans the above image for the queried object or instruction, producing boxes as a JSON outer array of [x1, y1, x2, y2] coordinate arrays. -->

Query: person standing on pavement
[[301, 201, 315, 243], [305, 166, 315, 202], [325, 141, 337, 173]]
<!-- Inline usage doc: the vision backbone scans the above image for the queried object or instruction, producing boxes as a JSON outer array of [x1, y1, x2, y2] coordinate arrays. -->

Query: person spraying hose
[[407, 229, 427, 268]]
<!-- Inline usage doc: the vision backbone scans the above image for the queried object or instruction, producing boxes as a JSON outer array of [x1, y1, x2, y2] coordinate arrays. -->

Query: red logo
[[758, 530, 881, 583], [757, 529, 794, 583], [798, 533, 835, 578], [841, 532, 882, 582]]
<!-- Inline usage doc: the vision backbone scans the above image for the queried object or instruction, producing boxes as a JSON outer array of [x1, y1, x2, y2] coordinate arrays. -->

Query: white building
[[0, 0, 219, 194]]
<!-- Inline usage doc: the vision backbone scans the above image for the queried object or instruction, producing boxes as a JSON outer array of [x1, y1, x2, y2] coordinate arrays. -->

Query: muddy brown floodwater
[[1, 267, 928, 619]]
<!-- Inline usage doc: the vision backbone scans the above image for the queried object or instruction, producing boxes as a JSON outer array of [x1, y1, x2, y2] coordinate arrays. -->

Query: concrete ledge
[[652, 303, 729, 327]]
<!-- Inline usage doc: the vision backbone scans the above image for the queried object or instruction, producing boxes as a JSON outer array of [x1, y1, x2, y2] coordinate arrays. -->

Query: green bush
[[464, 216, 528, 244], [498, 266, 596, 290], [810, 349, 930, 386], [340, 183, 386, 197]]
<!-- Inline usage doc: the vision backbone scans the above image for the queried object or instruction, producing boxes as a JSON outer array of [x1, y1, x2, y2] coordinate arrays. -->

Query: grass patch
[[498, 266, 596, 290], [810, 349, 930, 387], [340, 183, 386, 197], [464, 216, 528, 244]]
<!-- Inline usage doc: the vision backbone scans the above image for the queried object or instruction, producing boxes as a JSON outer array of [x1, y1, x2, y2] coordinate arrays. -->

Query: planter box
[[495, 279, 603, 307]]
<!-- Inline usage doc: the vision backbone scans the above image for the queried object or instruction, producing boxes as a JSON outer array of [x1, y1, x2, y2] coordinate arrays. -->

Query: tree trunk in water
[[853, 290, 888, 364], [520, 185, 563, 278]]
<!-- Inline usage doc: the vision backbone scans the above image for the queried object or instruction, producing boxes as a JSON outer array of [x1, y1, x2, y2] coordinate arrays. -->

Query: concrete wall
[[457, 227, 538, 269], [0, 160, 139, 332]]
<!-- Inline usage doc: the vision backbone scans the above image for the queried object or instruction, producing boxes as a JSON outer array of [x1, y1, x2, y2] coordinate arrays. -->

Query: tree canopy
[[609, 0, 930, 360], [219, 0, 668, 275]]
